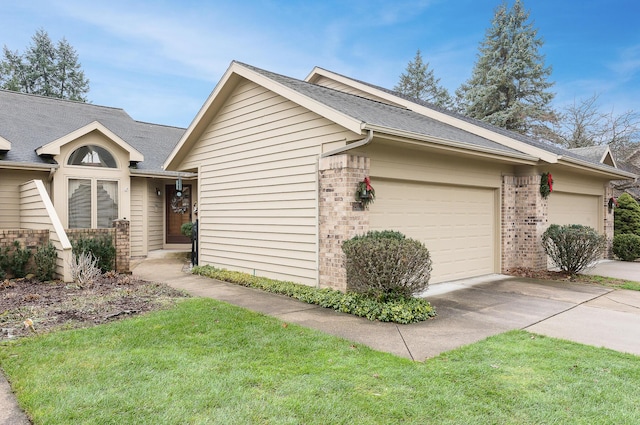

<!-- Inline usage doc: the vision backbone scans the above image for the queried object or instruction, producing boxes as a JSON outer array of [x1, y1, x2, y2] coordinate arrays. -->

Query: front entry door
[[166, 184, 192, 244]]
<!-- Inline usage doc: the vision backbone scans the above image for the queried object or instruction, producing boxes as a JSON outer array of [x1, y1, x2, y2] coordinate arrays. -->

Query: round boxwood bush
[[542, 224, 605, 273], [612, 233, 640, 262], [342, 230, 432, 301]]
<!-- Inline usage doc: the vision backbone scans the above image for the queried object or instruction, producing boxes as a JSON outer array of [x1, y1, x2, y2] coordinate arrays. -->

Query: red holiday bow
[[547, 173, 553, 192], [364, 176, 372, 191]]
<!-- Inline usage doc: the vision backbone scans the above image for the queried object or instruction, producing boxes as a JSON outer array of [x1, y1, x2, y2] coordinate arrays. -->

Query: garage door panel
[[370, 179, 496, 283], [548, 192, 600, 229]]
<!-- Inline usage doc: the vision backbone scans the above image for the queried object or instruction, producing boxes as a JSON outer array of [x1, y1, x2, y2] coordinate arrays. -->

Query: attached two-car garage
[[369, 179, 497, 284]]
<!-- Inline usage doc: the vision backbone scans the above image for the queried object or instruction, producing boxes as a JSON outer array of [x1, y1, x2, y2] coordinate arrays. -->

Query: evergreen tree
[[394, 49, 453, 109], [614, 193, 640, 237], [456, 0, 557, 135], [56, 38, 90, 101], [0, 29, 89, 101]]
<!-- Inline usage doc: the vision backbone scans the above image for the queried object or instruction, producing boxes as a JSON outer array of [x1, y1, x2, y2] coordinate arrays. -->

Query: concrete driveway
[[582, 259, 640, 281], [418, 276, 640, 360]]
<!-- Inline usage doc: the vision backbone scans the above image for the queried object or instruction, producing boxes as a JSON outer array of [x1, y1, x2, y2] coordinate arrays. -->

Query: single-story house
[[2, 61, 636, 288], [0, 89, 196, 280], [164, 61, 636, 290]]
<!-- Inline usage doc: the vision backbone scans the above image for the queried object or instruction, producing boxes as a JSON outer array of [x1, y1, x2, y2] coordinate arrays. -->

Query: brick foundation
[[318, 154, 370, 291], [0, 229, 50, 277], [65, 219, 131, 274]]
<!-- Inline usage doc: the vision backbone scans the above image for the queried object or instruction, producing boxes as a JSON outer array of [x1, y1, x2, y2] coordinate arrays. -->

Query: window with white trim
[[68, 179, 119, 228]]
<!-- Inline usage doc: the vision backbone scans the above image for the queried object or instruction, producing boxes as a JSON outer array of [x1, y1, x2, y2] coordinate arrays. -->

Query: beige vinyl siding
[[0, 169, 49, 228], [311, 76, 402, 107], [19, 180, 72, 281], [130, 177, 146, 256], [147, 180, 164, 251], [179, 79, 354, 285]]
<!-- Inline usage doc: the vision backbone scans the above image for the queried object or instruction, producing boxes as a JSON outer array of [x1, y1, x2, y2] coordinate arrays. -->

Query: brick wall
[[0, 229, 50, 277], [318, 154, 370, 291], [502, 175, 549, 271], [65, 219, 131, 273]]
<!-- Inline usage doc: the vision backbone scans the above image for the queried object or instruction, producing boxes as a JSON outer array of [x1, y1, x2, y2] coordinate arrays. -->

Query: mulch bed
[[1, 273, 189, 340]]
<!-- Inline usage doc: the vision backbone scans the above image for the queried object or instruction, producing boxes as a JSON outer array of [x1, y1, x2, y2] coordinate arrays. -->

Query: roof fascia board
[[164, 62, 362, 171], [558, 155, 635, 179], [306, 67, 559, 163], [0, 161, 59, 171], [363, 124, 540, 165], [0, 135, 10, 151], [164, 64, 239, 170], [130, 169, 198, 179], [36, 121, 144, 162]]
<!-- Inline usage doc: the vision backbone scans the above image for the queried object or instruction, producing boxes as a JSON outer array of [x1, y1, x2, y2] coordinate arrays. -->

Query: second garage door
[[369, 179, 497, 283], [548, 192, 600, 230]]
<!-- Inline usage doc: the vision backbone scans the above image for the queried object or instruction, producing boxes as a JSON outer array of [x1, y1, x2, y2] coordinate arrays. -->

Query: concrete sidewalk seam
[[395, 325, 415, 361], [602, 295, 640, 311], [522, 290, 613, 331]]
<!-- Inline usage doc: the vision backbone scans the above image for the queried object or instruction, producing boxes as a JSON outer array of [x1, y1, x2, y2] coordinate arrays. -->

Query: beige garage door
[[548, 192, 600, 230], [369, 179, 496, 284]]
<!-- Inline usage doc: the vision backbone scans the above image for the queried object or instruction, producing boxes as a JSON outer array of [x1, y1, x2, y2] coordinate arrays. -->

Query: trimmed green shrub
[[542, 224, 606, 273], [34, 242, 58, 281], [342, 231, 432, 301], [7, 241, 31, 278], [72, 235, 115, 273], [612, 233, 640, 262], [614, 193, 640, 236], [181, 222, 194, 238], [0, 247, 7, 279], [192, 265, 436, 324]]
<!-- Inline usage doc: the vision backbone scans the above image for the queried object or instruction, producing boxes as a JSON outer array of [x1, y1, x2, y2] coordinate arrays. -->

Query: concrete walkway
[[131, 254, 640, 360], [2, 256, 639, 424]]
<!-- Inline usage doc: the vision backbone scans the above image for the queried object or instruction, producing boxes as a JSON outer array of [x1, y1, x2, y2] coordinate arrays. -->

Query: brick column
[[502, 175, 549, 271], [318, 154, 370, 291], [113, 219, 131, 274]]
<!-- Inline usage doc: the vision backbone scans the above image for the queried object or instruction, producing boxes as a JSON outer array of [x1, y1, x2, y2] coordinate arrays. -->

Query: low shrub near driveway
[[613, 233, 640, 262], [192, 265, 436, 324]]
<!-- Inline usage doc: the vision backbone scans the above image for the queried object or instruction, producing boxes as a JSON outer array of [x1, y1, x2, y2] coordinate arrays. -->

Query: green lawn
[[1, 298, 639, 424]]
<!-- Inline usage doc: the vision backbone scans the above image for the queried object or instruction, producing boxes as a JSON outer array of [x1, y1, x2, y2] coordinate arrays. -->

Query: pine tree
[[0, 29, 90, 101], [394, 50, 453, 109], [56, 38, 90, 102], [456, 0, 556, 135]]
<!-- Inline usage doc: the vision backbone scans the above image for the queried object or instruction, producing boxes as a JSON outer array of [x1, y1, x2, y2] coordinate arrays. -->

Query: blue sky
[[1, 0, 639, 129]]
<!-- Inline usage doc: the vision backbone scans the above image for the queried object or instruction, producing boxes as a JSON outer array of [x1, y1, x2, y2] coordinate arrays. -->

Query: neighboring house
[[164, 61, 636, 290], [613, 150, 640, 201], [567, 146, 640, 201], [0, 90, 196, 280]]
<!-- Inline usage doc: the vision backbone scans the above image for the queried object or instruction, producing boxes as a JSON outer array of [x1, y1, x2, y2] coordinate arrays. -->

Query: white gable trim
[[306, 67, 560, 164], [0, 135, 10, 151], [164, 62, 363, 171], [36, 121, 144, 162]]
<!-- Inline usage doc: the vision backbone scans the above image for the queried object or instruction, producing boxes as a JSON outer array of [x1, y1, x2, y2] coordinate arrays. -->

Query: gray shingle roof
[[567, 146, 610, 163], [0, 89, 184, 171], [239, 62, 525, 157], [307, 66, 625, 169]]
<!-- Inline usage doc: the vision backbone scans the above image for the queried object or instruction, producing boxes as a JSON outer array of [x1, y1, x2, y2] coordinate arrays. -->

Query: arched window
[[67, 145, 117, 168]]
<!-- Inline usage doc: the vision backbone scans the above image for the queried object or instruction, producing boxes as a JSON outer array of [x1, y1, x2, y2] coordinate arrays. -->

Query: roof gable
[[36, 121, 144, 162], [568, 145, 617, 168], [0, 89, 184, 171], [164, 61, 364, 170]]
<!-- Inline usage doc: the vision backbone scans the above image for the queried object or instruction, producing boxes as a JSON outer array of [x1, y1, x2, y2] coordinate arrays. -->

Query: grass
[[1, 298, 639, 424], [573, 273, 640, 291]]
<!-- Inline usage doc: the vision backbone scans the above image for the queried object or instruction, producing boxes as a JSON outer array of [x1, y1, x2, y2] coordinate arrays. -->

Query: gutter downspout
[[320, 129, 373, 158]]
